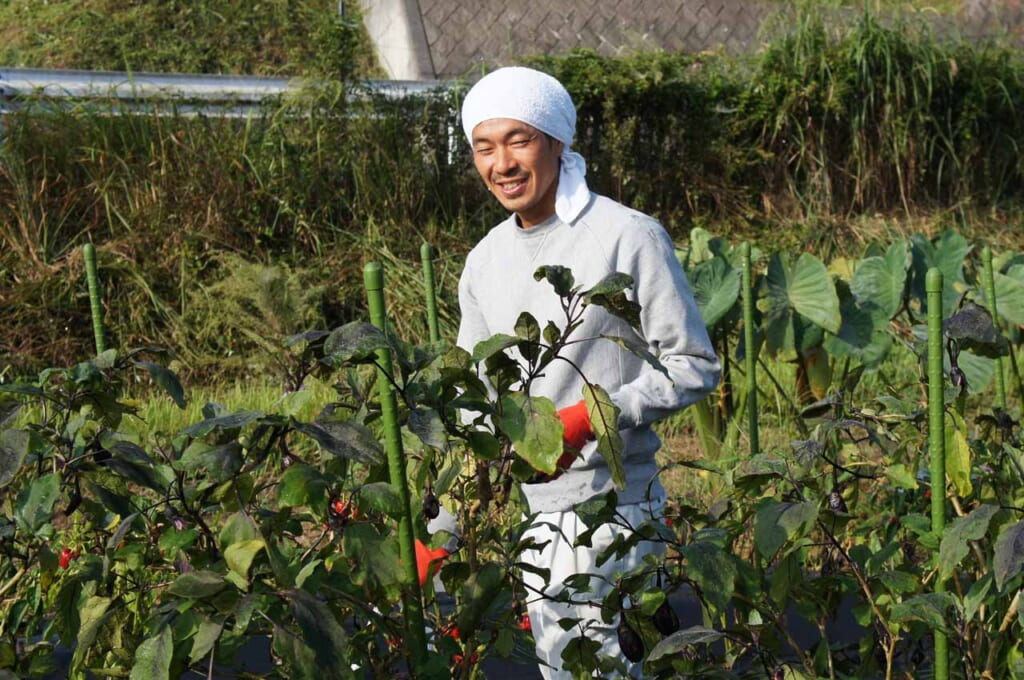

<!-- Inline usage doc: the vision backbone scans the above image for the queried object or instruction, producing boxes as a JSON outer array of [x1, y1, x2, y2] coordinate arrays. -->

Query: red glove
[[554, 399, 594, 471], [415, 538, 450, 586]]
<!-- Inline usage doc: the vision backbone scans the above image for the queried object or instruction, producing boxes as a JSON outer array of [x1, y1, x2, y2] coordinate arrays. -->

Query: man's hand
[[535, 400, 594, 482]]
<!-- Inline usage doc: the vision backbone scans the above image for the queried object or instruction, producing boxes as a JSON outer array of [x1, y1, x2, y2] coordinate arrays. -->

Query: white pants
[[521, 497, 666, 679]]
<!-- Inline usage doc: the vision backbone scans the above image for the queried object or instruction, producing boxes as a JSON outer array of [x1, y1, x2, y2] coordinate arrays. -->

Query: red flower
[[415, 538, 450, 586], [518, 613, 532, 632], [59, 547, 79, 570]]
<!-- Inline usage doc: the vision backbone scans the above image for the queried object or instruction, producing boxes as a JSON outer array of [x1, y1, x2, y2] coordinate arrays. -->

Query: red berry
[[924, 490, 932, 500], [441, 622, 460, 640], [518, 613, 531, 632]]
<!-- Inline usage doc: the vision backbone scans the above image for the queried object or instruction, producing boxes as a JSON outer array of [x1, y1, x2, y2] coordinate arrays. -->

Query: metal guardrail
[[0, 67, 452, 116]]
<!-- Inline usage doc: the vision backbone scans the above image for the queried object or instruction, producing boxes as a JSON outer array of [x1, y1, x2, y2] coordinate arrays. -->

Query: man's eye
[[474, 147, 493, 155], [510, 138, 532, 147]]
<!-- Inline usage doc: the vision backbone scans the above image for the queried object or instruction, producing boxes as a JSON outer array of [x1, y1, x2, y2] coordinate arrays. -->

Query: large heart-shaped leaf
[[850, 239, 910, 320], [910, 230, 969, 316], [760, 252, 840, 360], [689, 256, 740, 330], [992, 266, 1024, 326], [824, 280, 892, 368]]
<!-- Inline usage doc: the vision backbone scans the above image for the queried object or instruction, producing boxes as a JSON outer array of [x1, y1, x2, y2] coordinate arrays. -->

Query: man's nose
[[494, 145, 518, 174]]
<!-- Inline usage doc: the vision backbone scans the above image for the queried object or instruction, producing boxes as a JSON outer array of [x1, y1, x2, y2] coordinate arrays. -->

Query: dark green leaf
[[181, 410, 264, 437], [457, 562, 505, 636], [943, 303, 1007, 358], [176, 441, 243, 482], [357, 482, 403, 517], [495, 393, 561, 474], [288, 589, 350, 677], [342, 523, 402, 591], [409, 408, 447, 450], [515, 312, 542, 362], [647, 626, 723, 662], [471, 334, 520, 363], [188, 619, 224, 664], [466, 431, 500, 461], [277, 463, 328, 509], [939, 504, 999, 579], [754, 501, 818, 559], [533, 265, 576, 297], [167, 571, 227, 599], [994, 519, 1024, 591], [679, 542, 736, 616], [293, 416, 383, 466], [129, 625, 174, 680], [134, 361, 186, 409], [323, 322, 388, 364], [891, 593, 957, 633], [0, 429, 30, 488], [15, 472, 60, 535]]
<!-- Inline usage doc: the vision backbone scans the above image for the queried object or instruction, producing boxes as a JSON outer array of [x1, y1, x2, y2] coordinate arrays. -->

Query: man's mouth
[[494, 177, 527, 197]]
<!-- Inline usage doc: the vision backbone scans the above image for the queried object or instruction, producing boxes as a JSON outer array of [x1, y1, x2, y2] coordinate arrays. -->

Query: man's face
[[471, 118, 563, 228]]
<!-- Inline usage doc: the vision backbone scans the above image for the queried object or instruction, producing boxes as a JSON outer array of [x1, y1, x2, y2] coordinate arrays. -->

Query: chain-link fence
[[418, 0, 1024, 79]]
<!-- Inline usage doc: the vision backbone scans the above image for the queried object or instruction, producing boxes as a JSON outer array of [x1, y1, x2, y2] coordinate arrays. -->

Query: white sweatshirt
[[457, 193, 720, 512]]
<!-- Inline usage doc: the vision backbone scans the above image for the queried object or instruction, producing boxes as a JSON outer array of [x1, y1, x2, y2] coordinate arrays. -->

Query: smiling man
[[457, 67, 720, 678]]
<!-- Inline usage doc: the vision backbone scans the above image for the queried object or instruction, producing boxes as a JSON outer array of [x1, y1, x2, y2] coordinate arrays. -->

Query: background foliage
[[2, 3, 1024, 382]]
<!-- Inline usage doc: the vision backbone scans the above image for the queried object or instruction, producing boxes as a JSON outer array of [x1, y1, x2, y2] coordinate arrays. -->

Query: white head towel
[[461, 67, 591, 225]]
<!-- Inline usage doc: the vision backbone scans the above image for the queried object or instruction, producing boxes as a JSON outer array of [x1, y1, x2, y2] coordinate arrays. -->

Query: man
[[457, 66, 720, 678]]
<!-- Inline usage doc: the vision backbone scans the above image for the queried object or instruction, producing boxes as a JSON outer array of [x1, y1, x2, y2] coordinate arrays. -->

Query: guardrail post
[[363, 262, 428, 668]]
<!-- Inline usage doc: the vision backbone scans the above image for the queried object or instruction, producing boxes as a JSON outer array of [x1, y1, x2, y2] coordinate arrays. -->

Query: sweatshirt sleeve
[[456, 260, 490, 354], [609, 218, 721, 429]]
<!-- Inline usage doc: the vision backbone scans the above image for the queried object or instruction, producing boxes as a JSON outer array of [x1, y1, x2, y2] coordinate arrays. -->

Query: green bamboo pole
[[83, 243, 107, 354], [927, 267, 948, 680], [421, 243, 441, 343], [982, 247, 1008, 411], [742, 242, 759, 456], [363, 262, 428, 667]]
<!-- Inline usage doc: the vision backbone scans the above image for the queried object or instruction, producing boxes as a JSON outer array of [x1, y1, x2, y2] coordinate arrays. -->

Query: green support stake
[[927, 267, 948, 680], [982, 247, 1008, 411], [83, 243, 107, 354], [363, 262, 428, 667], [742, 242, 759, 456], [421, 242, 441, 343]]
